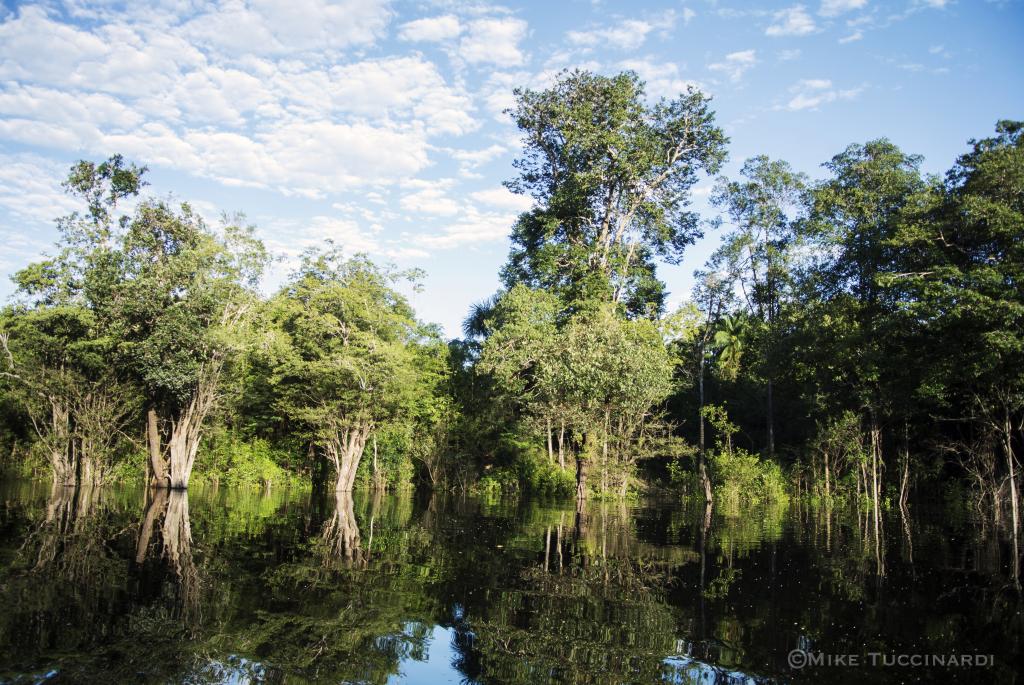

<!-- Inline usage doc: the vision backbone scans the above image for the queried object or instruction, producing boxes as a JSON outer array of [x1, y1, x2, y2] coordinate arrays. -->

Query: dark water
[[0, 480, 1020, 684]]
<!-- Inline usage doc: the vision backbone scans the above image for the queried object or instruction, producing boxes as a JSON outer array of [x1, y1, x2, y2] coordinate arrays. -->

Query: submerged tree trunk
[[698, 356, 713, 504], [325, 422, 372, 491], [576, 452, 589, 502], [1005, 409, 1020, 587], [164, 360, 222, 490], [147, 407, 168, 488]]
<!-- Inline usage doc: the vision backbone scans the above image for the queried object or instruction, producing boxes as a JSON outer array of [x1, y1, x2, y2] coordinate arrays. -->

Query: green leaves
[[503, 69, 727, 317]]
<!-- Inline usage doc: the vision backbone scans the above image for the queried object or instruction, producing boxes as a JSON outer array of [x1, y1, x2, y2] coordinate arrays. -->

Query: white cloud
[[398, 15, 462, 42], [766, 6, 818, 36], [413, 206, 516, 249], [469, 187, 532, 212], [778, 49, 802, 61], [0, 153, 79, 225], [567, 11, 678, 51], [401, 180, 460, 216], [617, 59, 703, 98], [819, 0, 868, 16], [459, 18, 528, 67], [782, 79, 864, 110], [839, 30, 863, 43], [448, 144, 507, 168], [317, 56, 477, 135], [181, 0, 392, 56], [708, 50, 757, 82]]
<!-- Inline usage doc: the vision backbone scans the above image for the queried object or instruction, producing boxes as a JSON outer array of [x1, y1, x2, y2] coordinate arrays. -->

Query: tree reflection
[[321, 489, 363, 567], [135, 488, 201, 623]]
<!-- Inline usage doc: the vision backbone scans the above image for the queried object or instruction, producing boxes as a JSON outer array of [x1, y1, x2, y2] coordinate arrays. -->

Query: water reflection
[[0, 481, 1020, 684], [135, 489, 201, 623], [320, 489, 363, 567]]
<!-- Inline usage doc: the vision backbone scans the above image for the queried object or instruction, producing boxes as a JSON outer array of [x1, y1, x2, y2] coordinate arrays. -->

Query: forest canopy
[[0, 72, 1020, 534]]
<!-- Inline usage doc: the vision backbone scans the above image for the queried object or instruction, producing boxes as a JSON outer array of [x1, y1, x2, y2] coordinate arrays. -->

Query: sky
[[0, 0, 1021, 336]]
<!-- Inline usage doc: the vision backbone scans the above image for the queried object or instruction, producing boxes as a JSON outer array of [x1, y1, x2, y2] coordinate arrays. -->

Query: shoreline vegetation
[[0, 70, 1021, 551]]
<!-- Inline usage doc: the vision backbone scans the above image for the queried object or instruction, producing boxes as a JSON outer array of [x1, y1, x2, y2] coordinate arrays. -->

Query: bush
[[195, 431, 305, 489], [711, 447, 788, 506]]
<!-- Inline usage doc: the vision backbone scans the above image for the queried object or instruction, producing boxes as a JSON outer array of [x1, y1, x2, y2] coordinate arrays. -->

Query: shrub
[[195, 431, 305, 489]]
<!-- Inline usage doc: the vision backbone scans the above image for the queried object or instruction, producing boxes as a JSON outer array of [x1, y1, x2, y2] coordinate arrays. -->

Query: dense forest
[[0, 70, 1020, 540]]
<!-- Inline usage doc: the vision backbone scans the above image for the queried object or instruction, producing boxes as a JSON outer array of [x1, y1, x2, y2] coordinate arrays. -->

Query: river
[[0, 480, 1018, 683]]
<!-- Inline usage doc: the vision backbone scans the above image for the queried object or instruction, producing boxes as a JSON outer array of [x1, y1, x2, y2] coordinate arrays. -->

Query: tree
[[0, 306, 136, 487], [262, 248, 425, 492], [888, 121, 1024, 567], [502, 69, 728, 317], [105, 201, 267, 489], [710, 156, 807, 455], [800, 139, 925, 531]]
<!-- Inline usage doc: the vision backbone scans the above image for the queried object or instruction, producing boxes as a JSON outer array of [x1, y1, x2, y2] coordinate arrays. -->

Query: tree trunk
[[164, 360, 222, 489], [766, 376, 775, 458], [46, 401, 75, 488], [869, 412, 882, 547], [327, 423, 371, 491], [371, 434, 384, 490], [899, 424, 911, 514], [147, 407, 169, 488], [824, 449, 831, 501], [575, 452, 588, 502], [698, 356, 713, 503], [546, 417, 554, 463], [1005, 408, 1020, 587], [601, 409, 609, 496], [558, 421, 565, 470]]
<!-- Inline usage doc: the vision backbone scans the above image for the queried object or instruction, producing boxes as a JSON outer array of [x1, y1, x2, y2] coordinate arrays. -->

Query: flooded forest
[[1, 71, 1022, 682]]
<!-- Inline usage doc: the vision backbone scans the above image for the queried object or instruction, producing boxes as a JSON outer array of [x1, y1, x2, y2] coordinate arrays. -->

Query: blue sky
[[0, 0, 1021, 335]]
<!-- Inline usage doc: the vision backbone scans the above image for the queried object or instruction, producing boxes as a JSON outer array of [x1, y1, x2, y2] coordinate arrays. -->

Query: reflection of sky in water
[[388, 624, 465, 685], [181, 633, 769, 685]]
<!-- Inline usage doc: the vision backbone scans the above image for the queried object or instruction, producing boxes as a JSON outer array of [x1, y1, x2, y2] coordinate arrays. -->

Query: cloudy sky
[[0, 0, 1020, 335]]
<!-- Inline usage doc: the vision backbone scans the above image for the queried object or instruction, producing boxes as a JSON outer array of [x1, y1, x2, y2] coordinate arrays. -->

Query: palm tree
[[461, 292, 503, 339], [713, 314, 746, 381]]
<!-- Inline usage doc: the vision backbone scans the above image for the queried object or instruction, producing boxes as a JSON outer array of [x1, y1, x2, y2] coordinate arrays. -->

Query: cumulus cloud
[[459, 18, 528, 67], [180, 0, 392, 56], [781, 79, 864, 110], [0, 3, 483, 200], [708, 50, 758, 82], [617, 59, 703, 99], [766, 6, 817, 36], [469, 187, 533, 213], [566, 11, 678, 51], [0, 153, 80, 225], [400, 180, 461, 216], [413, 206, 517, 249], [819, 0, 868, 16], [398, 15, 462, 42]]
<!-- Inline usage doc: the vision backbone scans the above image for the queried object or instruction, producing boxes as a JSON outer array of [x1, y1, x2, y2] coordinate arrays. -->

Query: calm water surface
[[0, 480, 1020, 684]]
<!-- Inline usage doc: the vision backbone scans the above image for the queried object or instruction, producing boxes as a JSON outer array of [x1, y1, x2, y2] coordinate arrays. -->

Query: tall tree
[[502, 69, 728, 317], [711, 156, 807, 455], [801, 139, 925, 530], [262, 248, 425, 492]]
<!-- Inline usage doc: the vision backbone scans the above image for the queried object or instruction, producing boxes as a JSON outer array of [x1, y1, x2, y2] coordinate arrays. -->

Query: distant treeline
[[1, 71, 1020, 525]]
